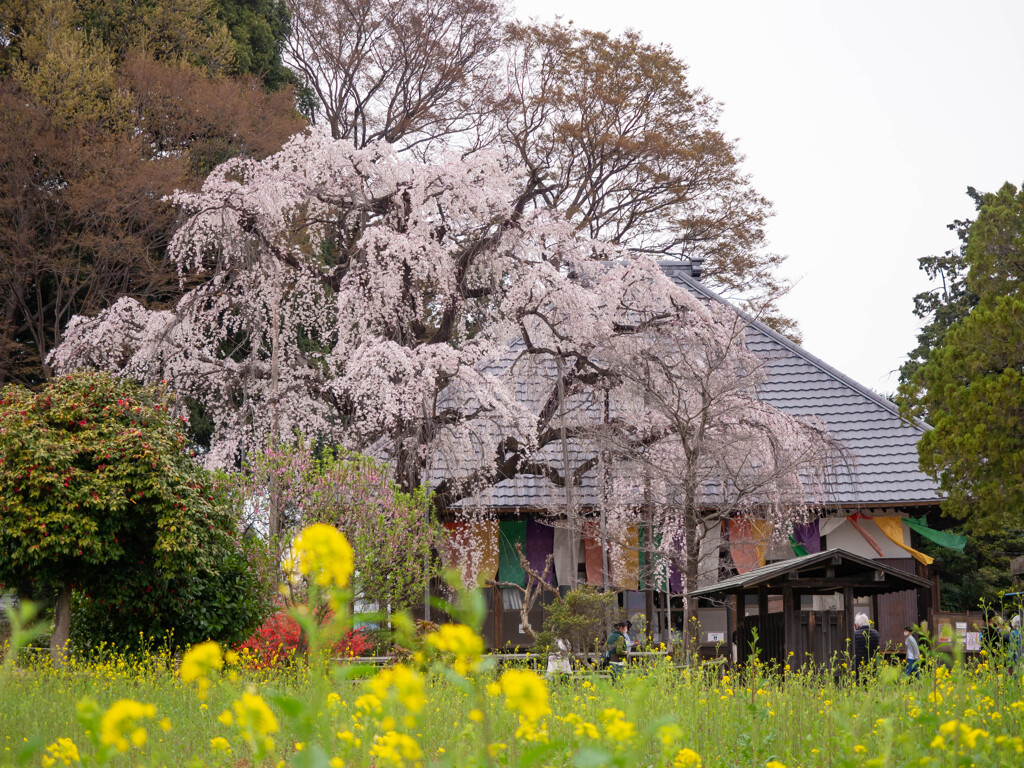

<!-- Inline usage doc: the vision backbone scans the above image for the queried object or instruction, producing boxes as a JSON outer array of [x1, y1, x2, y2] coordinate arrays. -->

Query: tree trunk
[[683, 523, 702, 660], [50, 583, 71, 668]]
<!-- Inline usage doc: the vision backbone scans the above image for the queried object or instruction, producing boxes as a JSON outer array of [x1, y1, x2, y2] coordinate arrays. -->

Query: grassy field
[[3, 527, 1021, 768], [2, 642, 1022, 768]]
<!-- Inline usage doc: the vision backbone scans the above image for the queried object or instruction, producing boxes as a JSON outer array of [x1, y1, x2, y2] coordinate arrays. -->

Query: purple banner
[[793, 520, 821, 554], [525, 519, 556, 584]]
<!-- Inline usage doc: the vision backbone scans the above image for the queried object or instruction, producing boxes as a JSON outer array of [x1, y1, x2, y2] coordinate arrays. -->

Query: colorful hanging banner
[[729, 519, 771, 573], [498, 520, 527, 586], [792, 520, 821, 554], [639, 526, 668, 592], [789, 536, 809, 557], [873, 516, 934, 566], [552, 526, 577, 588], [906, 517, 967, 552], [848, 514, 885, 557], [442, 521, 499, 586], [610, 525, 640, 591], [582, 521, 605, 586], [524, 520, 556, 583]]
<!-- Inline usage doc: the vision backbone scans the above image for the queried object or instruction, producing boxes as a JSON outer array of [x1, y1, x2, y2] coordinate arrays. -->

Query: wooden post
[[870, 593, 880, 641], [756, 585, 768, 664], [493, 584, 503, 650], [782, 586, 795, 671], [843, 586, 855, 666], [734, 591, 745, 665]]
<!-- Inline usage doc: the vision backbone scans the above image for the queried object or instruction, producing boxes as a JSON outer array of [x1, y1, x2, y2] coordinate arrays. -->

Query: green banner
[[906, 517, 967, 552], [639, 526, 668, 592], [789, 536, 809, 557], [498, 520, 527, 586]]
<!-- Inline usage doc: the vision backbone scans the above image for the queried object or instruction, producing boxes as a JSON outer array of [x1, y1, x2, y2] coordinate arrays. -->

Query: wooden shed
[[689, 548, 932, 669]]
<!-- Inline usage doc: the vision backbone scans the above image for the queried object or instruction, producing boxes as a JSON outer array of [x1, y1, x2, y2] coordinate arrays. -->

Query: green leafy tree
[[900, 182, 1024, 530], [215, 0, 293, 90], [534, 586, 620, 664], [915, 525, 1024, 612], [0, 372, 260, 663], [898, 195, 980, 391]]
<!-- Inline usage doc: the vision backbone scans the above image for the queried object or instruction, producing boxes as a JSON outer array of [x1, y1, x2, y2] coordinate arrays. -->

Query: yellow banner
[[873, 516, 934, 566]]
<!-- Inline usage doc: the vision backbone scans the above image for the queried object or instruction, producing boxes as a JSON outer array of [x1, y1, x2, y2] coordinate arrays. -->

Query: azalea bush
[[2, 523, 1024, 768], [235, 611, 373, 668]]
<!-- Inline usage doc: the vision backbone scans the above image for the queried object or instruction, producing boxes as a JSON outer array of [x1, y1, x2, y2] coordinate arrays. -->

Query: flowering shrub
[[235, 611, 372, 668]]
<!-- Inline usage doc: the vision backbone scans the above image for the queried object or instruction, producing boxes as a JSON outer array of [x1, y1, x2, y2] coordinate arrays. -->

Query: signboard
[[937, 623, 953, 643], [956, 621, 968, 641]]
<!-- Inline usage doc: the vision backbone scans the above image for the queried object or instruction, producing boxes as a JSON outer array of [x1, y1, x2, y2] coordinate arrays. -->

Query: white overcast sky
[[513, 0, 1024, 394]]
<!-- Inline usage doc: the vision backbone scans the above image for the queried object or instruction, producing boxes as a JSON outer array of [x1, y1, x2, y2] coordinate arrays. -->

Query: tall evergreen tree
[[901, 182, 1024, 531]]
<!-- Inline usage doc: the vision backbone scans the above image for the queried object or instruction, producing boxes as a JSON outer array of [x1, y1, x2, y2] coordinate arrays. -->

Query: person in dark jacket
[[853, 613, 879, 677]]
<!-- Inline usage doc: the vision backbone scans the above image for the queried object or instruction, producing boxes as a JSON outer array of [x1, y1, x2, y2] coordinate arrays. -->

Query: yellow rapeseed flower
[[210, 737, 231, 752], [41, 738, 79, 767], [938, 720, 958, 736], [99, 700, 156, 753], [497, 669, 551, 722], [600, 708, 636, 743], [425, 624, 484, 676], [367, 664, 426, 714], [288, 524, 354, 589], [179, 641, 224, 699], [231, 691, 279, 737], [673, 747, 702, 768], [657, 724, 682, 746], [369, 731, 422, 768]]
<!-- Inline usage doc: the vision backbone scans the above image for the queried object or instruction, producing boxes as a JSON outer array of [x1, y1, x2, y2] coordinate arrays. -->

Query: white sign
[[707, 632, 725, 643]]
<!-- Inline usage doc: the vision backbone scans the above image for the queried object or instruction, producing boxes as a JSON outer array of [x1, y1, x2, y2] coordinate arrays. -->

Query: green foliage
[[234, 441, 442, 614], [916, 524, 1024, 611], [535, 586, 620, 658], [0, 372, 266, 645], [900, 182, 1024, 530], [214, 0, 294, 90], [898, 196, 979, 390], [70, 533, 272, 651]]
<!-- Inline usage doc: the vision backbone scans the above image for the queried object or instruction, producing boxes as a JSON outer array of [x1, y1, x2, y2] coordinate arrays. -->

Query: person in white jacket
[[903, 626, 921, 678]]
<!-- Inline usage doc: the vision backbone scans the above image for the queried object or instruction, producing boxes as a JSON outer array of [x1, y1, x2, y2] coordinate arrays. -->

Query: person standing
[[1009, 614, 1022, 677], [903, 626, 921, 678], [853, 613, 879, 677], [604, 621, 628, 679], [623, 620, 635, 655]]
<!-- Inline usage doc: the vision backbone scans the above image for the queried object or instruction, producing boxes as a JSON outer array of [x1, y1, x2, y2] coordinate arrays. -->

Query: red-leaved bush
[[235, 611, 372, 667]]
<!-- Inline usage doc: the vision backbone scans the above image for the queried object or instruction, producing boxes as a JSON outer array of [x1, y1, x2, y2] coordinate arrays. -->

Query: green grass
[[2, 648, 1023, 768]]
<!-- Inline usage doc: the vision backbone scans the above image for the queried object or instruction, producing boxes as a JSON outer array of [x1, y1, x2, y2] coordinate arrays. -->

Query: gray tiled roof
[[447, 261, 941, 510], [688, 548, 932, 597], [660, 262, 940, 506]]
